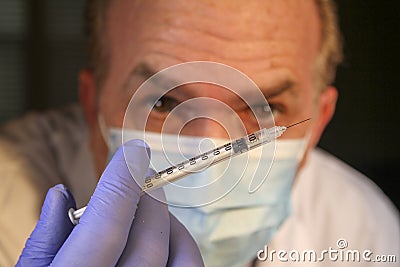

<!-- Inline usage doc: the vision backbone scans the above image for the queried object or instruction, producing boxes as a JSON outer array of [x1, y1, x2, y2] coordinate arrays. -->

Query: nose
[[180, 117, 231, 139]]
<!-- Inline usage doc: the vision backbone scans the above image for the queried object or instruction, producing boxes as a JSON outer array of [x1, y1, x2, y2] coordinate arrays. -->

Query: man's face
[[82, 0, 337, 172]]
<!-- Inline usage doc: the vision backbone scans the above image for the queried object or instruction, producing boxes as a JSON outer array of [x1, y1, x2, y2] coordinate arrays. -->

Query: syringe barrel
[[142, 125, 286, 192], [143, 144, 233, 192]]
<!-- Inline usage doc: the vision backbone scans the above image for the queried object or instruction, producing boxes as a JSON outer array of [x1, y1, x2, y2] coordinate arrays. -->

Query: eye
[[152, 96, 179, 113], [251, 103, 279, 117], [268, 103, 283, 117]]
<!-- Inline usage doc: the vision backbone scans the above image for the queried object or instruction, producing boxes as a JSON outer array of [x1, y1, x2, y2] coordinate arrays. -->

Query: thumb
[[16, 184, 76, 266], [51, 139, 150, 266]]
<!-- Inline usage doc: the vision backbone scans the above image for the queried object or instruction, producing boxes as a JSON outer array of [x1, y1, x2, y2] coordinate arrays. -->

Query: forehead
[[104, 0, 321, 79]]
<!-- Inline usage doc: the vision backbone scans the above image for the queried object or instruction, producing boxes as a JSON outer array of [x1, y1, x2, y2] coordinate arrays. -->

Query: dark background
[[0, 1, 399, 209], [320, 1, 400, 210]]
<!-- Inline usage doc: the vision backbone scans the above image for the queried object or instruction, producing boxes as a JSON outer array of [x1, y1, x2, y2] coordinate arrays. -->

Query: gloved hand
[[16, 139, 204, 266]]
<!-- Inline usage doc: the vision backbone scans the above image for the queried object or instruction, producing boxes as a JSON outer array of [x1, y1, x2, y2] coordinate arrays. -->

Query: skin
[[79, 0, 338, 176]]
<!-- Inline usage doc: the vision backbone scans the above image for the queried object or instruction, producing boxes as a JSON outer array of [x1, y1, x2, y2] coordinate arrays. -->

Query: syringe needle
[[286, 118, 312, 128]]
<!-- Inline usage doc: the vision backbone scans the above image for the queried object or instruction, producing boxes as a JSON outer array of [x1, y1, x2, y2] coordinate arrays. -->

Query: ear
[[79, 69, 98, 130], [309, 86, 338, 148]]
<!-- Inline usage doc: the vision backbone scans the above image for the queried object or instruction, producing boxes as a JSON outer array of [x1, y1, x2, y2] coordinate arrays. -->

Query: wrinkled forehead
[[107, 0, 318, 28], [105, 0, 321, 59]]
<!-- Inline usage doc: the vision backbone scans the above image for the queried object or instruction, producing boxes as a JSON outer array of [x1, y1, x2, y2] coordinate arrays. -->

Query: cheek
[[281, 90, 316, 139], [99, 87, 129, 128]]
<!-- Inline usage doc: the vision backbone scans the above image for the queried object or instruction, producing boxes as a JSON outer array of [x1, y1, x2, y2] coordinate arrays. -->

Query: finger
[[117, 186, 170, 267], [16, 185, 75, 267], [52, 140, 150, 266], [167, 214, 204, 267]]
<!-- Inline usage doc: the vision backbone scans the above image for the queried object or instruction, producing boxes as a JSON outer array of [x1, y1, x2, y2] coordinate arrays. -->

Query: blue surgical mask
[[107, 128, 307, 267]]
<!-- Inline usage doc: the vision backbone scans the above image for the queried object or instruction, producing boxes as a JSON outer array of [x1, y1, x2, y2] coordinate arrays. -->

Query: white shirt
[[251, 150, 400, 266], [0, 106, 398, 266]]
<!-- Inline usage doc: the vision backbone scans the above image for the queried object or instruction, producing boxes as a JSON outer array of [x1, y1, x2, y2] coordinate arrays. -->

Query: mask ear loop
[[295, 118, 314, 160], [97, 114, 112, 148], [284, 118, 314, 161]]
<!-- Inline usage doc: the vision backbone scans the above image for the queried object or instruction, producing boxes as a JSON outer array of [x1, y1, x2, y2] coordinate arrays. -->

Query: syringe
[[69, 120, 309, 225], [141, 125, 286, 192]]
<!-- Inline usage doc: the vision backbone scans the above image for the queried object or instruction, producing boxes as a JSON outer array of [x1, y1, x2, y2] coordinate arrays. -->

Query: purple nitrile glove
[[15, 184, 76, 266], [16, 139, 204, 267], [167, 213, 204, 267]]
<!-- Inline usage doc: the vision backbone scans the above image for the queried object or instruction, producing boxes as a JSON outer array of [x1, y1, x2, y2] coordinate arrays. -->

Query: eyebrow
[[260, 79, 295, 99], [125, 62, 295, 99], [123, 62, 178, 93], [133, 62, 157, 80]]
